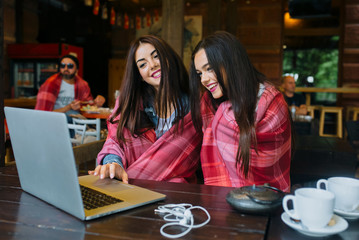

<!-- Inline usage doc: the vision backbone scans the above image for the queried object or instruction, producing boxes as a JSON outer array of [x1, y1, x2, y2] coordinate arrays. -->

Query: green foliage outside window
[[283, 43, 339, 104]]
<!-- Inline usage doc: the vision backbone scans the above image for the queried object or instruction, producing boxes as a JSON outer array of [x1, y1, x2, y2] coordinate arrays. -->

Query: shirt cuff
[[101, 154, 124, 169]]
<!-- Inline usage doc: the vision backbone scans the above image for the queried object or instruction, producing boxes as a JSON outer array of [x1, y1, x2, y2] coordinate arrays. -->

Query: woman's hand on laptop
[[88, 163, 128, 184]]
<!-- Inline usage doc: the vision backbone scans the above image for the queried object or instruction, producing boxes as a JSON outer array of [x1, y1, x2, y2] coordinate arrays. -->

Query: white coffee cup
[[282, 188, 335, 229], [317, 177, 359, 212]]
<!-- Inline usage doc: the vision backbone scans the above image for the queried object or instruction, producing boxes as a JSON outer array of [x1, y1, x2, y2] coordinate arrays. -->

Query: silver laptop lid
[[5, 107, 85, 220]]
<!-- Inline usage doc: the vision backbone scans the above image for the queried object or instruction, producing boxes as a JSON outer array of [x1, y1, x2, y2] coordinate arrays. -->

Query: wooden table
[[79, 110, 112, 136], [0, 164, 267, 239], [295, 87, 359, 105], [4, 98, 37, 108], [80, 110, 112, 120], [293, 116, 318, 136], [1, 164, 358, 239], [291, 135, 358, 186], [267, 211, 359, 240]]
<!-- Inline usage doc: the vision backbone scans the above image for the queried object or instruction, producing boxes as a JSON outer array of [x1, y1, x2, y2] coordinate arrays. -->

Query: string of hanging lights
[[84, 0, 160, 29]]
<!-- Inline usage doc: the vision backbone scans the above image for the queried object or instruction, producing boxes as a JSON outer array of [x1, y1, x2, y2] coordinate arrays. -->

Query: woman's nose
[[149, 59, 159, 69], [201, 72, 209, 84]]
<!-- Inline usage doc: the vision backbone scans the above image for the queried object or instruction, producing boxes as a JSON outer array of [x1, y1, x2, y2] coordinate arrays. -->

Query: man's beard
[[61, 72, 76, 80]]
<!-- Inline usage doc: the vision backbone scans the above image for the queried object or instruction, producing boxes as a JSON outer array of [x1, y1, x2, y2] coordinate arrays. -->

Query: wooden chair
[[319, 106, 343, 138], [306, 105, 321, 118], [346, 106, 359, 121], [345, 121, 359, 168], [72, 118, 101, 143], [68, 123, 86, 145], [346, 121, 359, 146]]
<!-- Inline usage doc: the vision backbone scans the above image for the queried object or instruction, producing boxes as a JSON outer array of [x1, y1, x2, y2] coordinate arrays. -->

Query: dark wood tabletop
[[291, 135, 358, 185], [1, 164, 358, 239], [0, 164, 267, 239]]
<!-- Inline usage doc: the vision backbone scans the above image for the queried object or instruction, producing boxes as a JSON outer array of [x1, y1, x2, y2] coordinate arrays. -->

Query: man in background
[[35, 54, 105, 120], [282, 75, 307, 115]]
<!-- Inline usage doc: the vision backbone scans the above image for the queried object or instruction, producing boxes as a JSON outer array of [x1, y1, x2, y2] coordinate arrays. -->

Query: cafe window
[[283, 35, 339, 104], [283, 0, 340, 105]]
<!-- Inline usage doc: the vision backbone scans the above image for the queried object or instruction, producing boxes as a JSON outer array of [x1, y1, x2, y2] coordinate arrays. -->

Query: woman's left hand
[[88, 163, 128, 184]]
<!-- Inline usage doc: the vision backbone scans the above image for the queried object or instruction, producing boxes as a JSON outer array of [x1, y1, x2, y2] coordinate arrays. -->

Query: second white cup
[[282, 188, 335, 229], [317, 177, 359, 212]]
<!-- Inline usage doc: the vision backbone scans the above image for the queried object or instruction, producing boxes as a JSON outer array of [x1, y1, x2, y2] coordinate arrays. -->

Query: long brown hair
[[111, 35, 190, 143], [190, 31, 266, 177]]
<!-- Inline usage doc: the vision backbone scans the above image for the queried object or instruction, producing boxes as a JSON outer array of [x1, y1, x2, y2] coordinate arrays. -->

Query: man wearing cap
[[35, 54, 105, 119]]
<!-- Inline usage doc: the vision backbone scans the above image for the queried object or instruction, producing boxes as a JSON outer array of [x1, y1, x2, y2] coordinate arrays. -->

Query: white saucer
[[334, 207, 359, 220], [281, 212, 348, 237]]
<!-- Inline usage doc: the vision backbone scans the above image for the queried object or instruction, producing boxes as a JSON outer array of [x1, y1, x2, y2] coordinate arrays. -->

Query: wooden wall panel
[[185, 2, 208, 35], [342, 48, 359, 63], [340, 1, 359, 107], [108, 59, 126, 108], [225, 0, 238, 35], [261, 7, 283, 23], [345, 4, 359, 22], [3, 0, 16, 98], [344, 24, 359, 46], [343, 63, 359, 80], [22, 0, 38, 43], [237, 9, 258, 24], [238, 27, 281, 46], [162, 0, 184, 57], [236, 0, 283, 85], [207, 0, 221, 34], [251, 54, 282, 80], [253, 63, 281, 80], [4, 1, 15, 42]]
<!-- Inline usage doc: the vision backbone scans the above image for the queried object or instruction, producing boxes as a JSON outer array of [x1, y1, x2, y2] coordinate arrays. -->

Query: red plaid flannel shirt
[[97, 99, 202, 183], [200, 83, 291, 192], [35, 73, 93, 111]]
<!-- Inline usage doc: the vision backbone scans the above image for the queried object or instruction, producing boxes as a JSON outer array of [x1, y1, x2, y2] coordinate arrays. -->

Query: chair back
[[346, 120, 359, 144], [72, 118, 101, 141], [68, 123, 86, 145]]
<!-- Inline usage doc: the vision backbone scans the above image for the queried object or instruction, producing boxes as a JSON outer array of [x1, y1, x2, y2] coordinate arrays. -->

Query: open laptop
[[4, 107, 166, 220]]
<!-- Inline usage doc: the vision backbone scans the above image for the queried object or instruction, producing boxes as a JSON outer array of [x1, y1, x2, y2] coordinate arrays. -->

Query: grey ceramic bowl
[[226, 185, 285, 215]]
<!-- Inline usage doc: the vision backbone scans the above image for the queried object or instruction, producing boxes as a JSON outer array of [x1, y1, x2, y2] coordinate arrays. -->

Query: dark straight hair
[[111, 35, 190, 143], [190, 31, 266, 177]]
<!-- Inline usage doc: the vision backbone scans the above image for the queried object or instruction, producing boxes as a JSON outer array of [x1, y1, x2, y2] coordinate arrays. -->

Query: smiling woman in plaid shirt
[[190, 31, 292, 192], [89, 35, 202, 183]]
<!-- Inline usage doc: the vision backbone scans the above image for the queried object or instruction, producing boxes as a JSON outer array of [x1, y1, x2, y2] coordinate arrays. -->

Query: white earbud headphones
[[154, 203, 211, 238]]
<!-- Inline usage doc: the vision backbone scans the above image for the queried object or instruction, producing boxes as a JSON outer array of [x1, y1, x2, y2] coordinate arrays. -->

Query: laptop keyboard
[[80, 185, 123, 210]]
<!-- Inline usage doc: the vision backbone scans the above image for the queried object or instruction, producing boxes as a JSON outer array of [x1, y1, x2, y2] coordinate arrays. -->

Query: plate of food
[[80, 104, 100, 113]]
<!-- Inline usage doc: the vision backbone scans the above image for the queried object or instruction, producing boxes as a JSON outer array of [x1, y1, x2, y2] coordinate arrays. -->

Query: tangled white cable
[[154, 203, 211, 238]]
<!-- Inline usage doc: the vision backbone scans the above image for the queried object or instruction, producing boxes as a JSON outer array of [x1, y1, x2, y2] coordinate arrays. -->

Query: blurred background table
[[292, 115, 318, 135], [80, 109, 112, 120], [4, 98, 37, 108]]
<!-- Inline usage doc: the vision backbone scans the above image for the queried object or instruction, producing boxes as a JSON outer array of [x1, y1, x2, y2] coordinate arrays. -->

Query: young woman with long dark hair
[[190, 31, 291, 192], [89, 35, 201, 183]]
